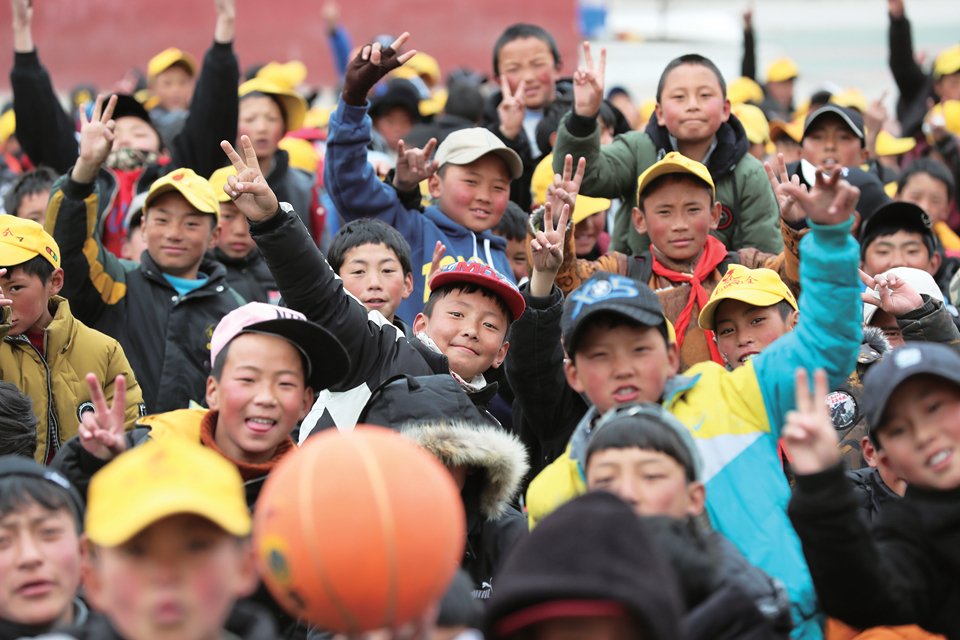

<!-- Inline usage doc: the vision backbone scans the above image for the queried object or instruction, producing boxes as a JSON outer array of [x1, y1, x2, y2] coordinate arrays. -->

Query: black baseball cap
[[111, 94, 154, 127], [858, 201, 936, 256], [560, 273, 667, 354], [862, 342, 960, 437], [802, 105, 865, 144], [0, 456, 85, 523]]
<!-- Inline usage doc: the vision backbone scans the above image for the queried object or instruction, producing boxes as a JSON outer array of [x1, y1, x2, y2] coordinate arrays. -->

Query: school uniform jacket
[[0, 296, 144, 464], [518, 218, 863, 639], [324, 98, 516, 324], [45, 177, 244, 413], [552, 111, 782, 256]]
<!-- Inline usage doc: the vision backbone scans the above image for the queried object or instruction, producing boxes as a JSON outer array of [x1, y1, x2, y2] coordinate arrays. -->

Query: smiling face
[[0, 265, 62, 336], [206, 333, 313, 465], [84, 514, 256, 640], [142, 192, 218, 280], [238, 96, 285, 162], [113, 117, 162, 154], [430, 156, 512, 232], [801, 114, 866, 174], [565, 321, 679, 414], [656, 64, 730, 144], [338, 242, 413, 322], [0, 502, 81, 628], [713, 299, 796, 369], [496, 36, 558, 110], [874, 375, 960, 490], [634, 176, 720, 263], [414, 287, 511, 381]]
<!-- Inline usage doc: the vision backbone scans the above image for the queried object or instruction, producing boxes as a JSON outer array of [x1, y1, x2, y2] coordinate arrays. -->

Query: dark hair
[[3, 167, 58, 218], [327, 219, 414, 276], [493, 201, 528, 242], [898, 157, 956, 202], [656, 54, 726, 104], [860, 223, 937, 261], [492, 24, 561, 77], [637, 173, 714, 211], [423, 282, 513, 327], [586, 411, 698, 482], [0, 382, 37, 458], [0, 254, 56, 284], [0, 475, 81, 532], [210, 336, 309, 383], [240, 90, 288, 128], [569, 311, 670, 359], [641, 516, 719, 610]]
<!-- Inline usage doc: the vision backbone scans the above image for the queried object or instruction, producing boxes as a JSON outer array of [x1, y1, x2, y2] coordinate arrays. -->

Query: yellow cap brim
[[146, 183, 219, 218], [698, 289, 794, 331], [0, 244, 45, 269], [572, 195, 612, 225], [637, 158, 716, 202]]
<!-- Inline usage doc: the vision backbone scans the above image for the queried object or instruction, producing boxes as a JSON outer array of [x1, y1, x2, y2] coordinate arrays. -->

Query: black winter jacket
[[209, 246, 279, 304], [888, 13, 939, 138]]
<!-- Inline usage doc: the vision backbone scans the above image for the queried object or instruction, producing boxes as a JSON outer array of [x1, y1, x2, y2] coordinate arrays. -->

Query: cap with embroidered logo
[[698, 264, 797, 331], [145, 168, 221, 221], [429, 261, 525, 321], [0, 216, 60, 269]]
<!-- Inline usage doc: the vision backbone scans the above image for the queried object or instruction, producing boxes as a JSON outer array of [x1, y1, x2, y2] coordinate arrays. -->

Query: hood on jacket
[[402, 420, 529, 520], [645, 112, 749, 180]]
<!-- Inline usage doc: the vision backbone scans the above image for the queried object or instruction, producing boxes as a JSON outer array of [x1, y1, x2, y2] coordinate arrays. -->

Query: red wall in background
[[0, 0, 581, 94]]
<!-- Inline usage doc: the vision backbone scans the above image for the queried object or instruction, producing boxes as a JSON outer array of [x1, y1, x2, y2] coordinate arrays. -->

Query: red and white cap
[[429, 261, 526, 321]]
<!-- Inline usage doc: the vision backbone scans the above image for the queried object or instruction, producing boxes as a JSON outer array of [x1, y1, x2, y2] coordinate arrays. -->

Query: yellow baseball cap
[[926, 100, 960, 136], [572, 195, 612, 225], [0, 109, 15, 146], [304, 105, 332, 129], [239, 77, 308, 132], [147, 47, 196, 80], [766, 58, 799, 83], [831, 88, 868, 114], [732, 103, 771, 145], [0, 216, 60, 269], [145, 168, 221, 221], [874, 130, 917, 157], [531, 155, 612, 219], [86, 438, 251, 547], [933, 44, 960, 80], [636, 151, 715, 203], [419, 88, 448, 118], [727, 76, 765, 105], [698, 264, 798, 331], [278, 137, 319, 174], [769, 118, 804, 144], [404, 52, 441, 86], [208, 165, 237, 204], [256, 60, 308, 92]]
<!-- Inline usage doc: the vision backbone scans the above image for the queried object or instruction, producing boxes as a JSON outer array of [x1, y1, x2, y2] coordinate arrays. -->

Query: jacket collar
[[139, 251, 230, 293], [645, 112, 749, 178]]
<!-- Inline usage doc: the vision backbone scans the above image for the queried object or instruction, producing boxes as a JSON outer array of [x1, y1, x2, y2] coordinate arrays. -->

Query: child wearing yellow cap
[[0, 216, 144, 463]]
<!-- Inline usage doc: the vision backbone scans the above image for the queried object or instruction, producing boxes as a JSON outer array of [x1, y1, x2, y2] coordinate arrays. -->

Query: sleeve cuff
[[566, 111, 598, 138], [793, 461, 848, 495], [62, 176, 96, 200], [13, 49, 40, 68], [521, 284, 563, 310], [249, 207, 291, 236]]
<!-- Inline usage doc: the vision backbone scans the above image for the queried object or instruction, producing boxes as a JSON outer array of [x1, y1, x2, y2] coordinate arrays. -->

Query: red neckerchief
[[199, 410, 294, 481], [650, 235, 727, 364], [103, 168, 142, 257]]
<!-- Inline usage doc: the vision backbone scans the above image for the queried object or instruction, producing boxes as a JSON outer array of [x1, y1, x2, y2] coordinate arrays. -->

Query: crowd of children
[[0, 0, 959, 637]]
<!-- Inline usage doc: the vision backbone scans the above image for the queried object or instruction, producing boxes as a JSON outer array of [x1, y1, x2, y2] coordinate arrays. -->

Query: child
[[45, 95, 244, 413], [784, 345, 960, 636], [0, 216, 144, 463], [770, 119, 804, 165], [512, 159, 863, 637], [2, 166, 56, 224], [220, 135, 525, 437], [492, 201, 530, 283], [896, 158, 958, 252], [76, 437, 264, 638], [146, 47, 197, 147], [325, 33, 522, 323], [553, 44, 781, 256], [207, 165, 279, 304], [584, 404, 793, 635], [859, 201, 944, 292], [326, 218, 415, 329], [0, 381, 38, 457], [0, 455, 86, 636]]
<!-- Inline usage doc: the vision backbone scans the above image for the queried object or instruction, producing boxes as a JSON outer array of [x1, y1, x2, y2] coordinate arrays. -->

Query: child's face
[[774, 138, 803, 165], [875, 375, 960, 490], [413, 289, 511, 380], [373, 107, 415, 152], [113, 117, 162, 154], [151, 66, 194, 112], [897, 173, 951, 223], [430, 156, 512, 232], [634, 180, 720, 263], [496, 36, 558, 111], [0, 502, 81, 628], [765, 78, 795, 107], [238, 96, 285, 161], [143, 192, 219, 280], [527, 615, 643, 640], [0, 267, 63, 336], [565, 324, 679, 414], [655, 64, 730, 144], [714, 300, 796, 369], [216, 201, 256, 260], [504, 236, 529, 282], [801, 115, 866, 174], [574, 214, 605, 257], [587, 447, 705, 519], [206, 333, 313, 465], [14, 189, 50, 226], [121, 224, 148, 263], [338, 242, 413, 322], [934, 72, 960, 101], [861, 231, 939, 277], [84, 514, 256, 640], [867, 308, 904, 348]]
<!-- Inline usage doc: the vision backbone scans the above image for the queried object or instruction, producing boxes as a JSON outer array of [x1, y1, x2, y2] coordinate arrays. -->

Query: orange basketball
[[252, 425, 466, 633]]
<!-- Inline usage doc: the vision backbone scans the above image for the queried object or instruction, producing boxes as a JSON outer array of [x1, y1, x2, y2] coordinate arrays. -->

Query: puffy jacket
[[522, 218, 863, 639], [45, 177, 244, 413], [553, 110, 782, 256], [208, 247, 278, 304], [265, 149, 319, 242], [324, 98, 516, 324], [0, 296, 144, 463]]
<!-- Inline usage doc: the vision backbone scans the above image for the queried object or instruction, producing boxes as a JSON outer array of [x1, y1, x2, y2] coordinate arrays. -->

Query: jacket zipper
[[14, 336, 61, 462]]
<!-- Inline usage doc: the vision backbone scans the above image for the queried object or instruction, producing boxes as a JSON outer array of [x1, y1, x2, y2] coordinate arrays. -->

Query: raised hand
[[888, 0, 904, 19], [782, 368, 841, 475], [779, 167, 860, 226], [77, 373, 129, 461], [425, 241, 447, 282], [214, 0, 236, 44], [220, 135, 280, 223], [0, 269, 12, 310], [72, 94, 117, 184], [763, 153, 805, 225], [394, 138, 438, 191], [342, 32, 417, 106], [531, 200, 571, 277], [545, 154, 586, 219], [497, 75, 526, 140], [572, 41, 606, 118], [860, 269, 925, 317]]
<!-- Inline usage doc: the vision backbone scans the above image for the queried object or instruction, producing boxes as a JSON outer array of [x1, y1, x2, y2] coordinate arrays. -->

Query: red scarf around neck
[[650, 235, 727, 364]]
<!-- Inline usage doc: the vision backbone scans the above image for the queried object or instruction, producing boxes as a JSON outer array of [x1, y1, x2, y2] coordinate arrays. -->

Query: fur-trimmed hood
[[402, 421, 529, 521]]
